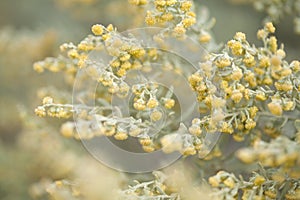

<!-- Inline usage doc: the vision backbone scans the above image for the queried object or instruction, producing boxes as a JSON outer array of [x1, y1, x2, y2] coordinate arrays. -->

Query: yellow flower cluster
[[121, 171, 180, 199], [128, 0, 148, 6], [132, 82, 175, 115], [237, 136, 300, 171], [130, 83, 178, 151], [209, 169, 300, 200], [34, 96, 73, 118], [33, 23, 145, 86], [130, 0, 215, 45], [91, 24, 147, 80], [208, 171, 238, 189], [145, 0, 196, 37], [188, 22, 300, 141]]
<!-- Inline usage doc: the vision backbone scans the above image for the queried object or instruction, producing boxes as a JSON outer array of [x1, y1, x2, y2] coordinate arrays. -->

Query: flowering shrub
[[1, 0, 300, 200]]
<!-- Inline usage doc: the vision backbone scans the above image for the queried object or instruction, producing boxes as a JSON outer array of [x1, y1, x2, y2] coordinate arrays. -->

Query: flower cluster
[[129, 0, 216, 46], [188, 22, 300, 142], [29, 1, 300, 200], [120, 171, 180, 200], [237, 136, 300, 174], [35, 96, 73, 118], [209, 169, 300, 200], [34, 22, 193, 153]]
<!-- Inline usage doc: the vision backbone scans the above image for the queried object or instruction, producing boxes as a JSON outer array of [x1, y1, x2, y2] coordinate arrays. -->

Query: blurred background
[[0, 0, 298, 199]]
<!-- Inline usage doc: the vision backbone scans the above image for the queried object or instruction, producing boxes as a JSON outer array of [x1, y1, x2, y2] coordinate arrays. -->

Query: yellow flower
[[68, 49, 79, 59], [189, 73, 202, 88], [164, 98, 175, 109], [223, 177, 235, 189], [129, 127, 142, 137], [269, 36, 278, 53], [130, 48, 145, 58], [91, 24, 104, 35], [249, 106, 259, 118], [182, 146, 196, 156], [60, 122, 74, 138], [283, 100, 294, 111], [188, 125, 202, 136], [255, 92, 267, 101], [198, 33, 211, 43], [147, 98, 159, 108], [173, 25, 186, 37], [106, 24, 114, 32], [236, 149, 256, 164], [211, 97, 226, 108], [263, 76, 273, 85], [150, 110, 163, 121], [33, 62, 44, 73], [121, 61, 132, 69], [102, 34, 110, 41], [254, 67, 265, 75], [108, 85, 119, 94], [280, 68, 292, 77], [231, 90, 243, 103], [140, 138, 152, 146], [110, 59, 120, 68], [35, 106, 46, 117], [148, 48, 158, 58], [128, 0, 139, 5], [291, 60, 300, 72], [161, 12, 173, 21], [270, 55, 281, 67], [264, 190, 277, 199], [143, 146, 155, 152], [243, 54, 256, 67], [117, 68, 127, 77], [275, 82, 293, 92], [268, 101, 283, 116], [231, 68, 243, 80], [133, 100, 146, 111], [234, 32, 246, 41], [215, 57, 231, 68], [220, 122, 234, 134], [42, 96, 53, 105], [245, 119, 256, 130], [276, 49, 286, 58], [154, 0, 166, 6], [187, 11, 196, 17], [257, 29, 267, 39], [265, 22, 275, 33], [145, 11, 156, 25], [166, 0, 176, 6], [114, 132, 128, 140], [182, 17, 196, 28], [119, 54, 131, 62], [259, 57, 270, 68], [233, 134, 244, 142], [103, 125, 115, 137], [78, 42, 93, 51], [128, 0, 148, 5], [208, 176, 219, 187], [180, 1, 192, 12], [228, 40, 244, 56]]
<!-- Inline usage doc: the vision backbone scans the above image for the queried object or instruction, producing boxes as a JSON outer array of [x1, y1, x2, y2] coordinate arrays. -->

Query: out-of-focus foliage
[[231, 0, 300, 34]]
